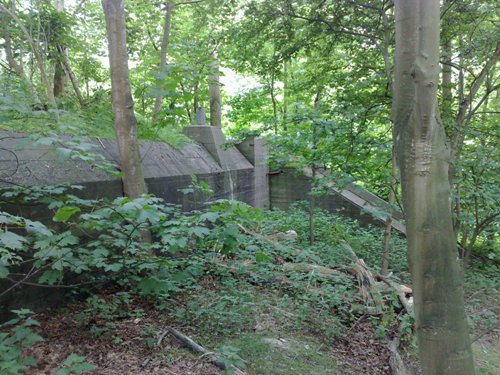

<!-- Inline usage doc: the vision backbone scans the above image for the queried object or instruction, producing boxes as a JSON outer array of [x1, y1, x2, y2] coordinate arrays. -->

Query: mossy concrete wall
[[0, 128, 269, 218], [0, 127, 405, 319], [269, 168, 405, 234], [0, 127, 268, 319]]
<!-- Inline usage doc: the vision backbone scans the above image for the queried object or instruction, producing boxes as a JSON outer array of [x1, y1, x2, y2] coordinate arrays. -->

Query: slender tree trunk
[[0, 10, 41, 104], [53, 59, 65, 97], [270, 69, 278, 134], [52, 0, 85, 106], [380, 3, 395, 277], [309, 87, 322, 246], [151, 1, 173, 124], [58, 45, 85, 106], [283, 59, 288, 131], [0, 2, 57, 111], [102, 0, 147, 198], [393, 1, 475, 374], [208, 50, 221, 127], [441, 41, 453, 130], [450, 43, 499, 163], [381, 151, 397, 276], [53, 0, 66, 98], [193, 79, 199, 118]]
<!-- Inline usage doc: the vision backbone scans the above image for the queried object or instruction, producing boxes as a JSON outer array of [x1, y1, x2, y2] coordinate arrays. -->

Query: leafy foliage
[[0, 310, 42, 375]]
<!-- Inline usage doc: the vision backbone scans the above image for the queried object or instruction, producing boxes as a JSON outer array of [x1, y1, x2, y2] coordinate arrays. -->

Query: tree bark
[[0, 9, 41, 105], [52, 0, 66, 98], [151, 1, 173, 124], [0, 3, 57, 111], [283, 59, 288, 131], [208, 50, 221, 127], [381, 151, 397, 276], [102, 0, 147, 198], [393, 1, 475, 374], [441, 40, 453, 129], [58, 45, 86, 106]]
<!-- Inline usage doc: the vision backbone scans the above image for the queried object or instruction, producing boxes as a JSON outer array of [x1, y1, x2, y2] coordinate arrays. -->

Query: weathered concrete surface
[[236, 137, 269, 209], [0, 129, 257, 211], [0, 128, 261, 320], [269, 168, 406, 234], [183, 126, 250, 171]]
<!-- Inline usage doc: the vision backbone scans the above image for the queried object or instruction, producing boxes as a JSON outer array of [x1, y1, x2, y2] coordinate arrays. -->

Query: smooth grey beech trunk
[[102, 0, 147, 198], [392, 1, 475, 374]]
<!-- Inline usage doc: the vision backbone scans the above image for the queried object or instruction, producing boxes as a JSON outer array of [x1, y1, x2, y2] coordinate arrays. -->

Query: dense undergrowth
[[0, 184, 498, 374]]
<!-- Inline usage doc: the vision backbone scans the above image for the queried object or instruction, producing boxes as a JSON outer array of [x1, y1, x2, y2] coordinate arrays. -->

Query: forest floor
[[15, 206, 499, 375], [26, 287, 403, 375], [23, 262, 498, 375]]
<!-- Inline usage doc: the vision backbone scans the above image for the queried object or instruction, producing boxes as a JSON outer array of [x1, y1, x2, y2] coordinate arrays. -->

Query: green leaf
[[55, 147, 73, 163], [137, 277, 169, 295], [25, 220, 52, 236], [38, 270, 63, 285], [0, 265, 9, 278], [190, 226, 210, 238], [53, 206, 81, 222], [199, 212, 219, 223], [0, 231, 26, 250], [103, 263, 122, 272], [255, 251, 273, 263]]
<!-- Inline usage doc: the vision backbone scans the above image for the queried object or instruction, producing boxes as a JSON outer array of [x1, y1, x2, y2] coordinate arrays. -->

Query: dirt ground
[[24, 294, 400, 375]]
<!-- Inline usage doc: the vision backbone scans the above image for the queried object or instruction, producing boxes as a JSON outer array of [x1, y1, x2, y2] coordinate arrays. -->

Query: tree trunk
[[0, 3, 57, 112], [309, 87, 321, 246], [102, 0, 147, 198], [53, 0, 66, 98], [381, 151, 397, 276], [151, 1, 173, 124], [53, 59, 65, 97], [208, 50, 221, 127], [392, 1, 475, 374], [58, 45, 86, 106], [379, 3, 395, 277], [441, 41, 453, 130], [283, 59, 288, 131], [0, 10, 41, 105]]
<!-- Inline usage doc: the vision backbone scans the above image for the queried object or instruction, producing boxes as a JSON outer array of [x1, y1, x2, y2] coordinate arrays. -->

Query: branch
[[283, 10, 380, 41], [175, 0, 206, 5], [455, 43, 499, 128], [451, 42, 500, 159], [167, 327, 247, 374], [72, 0, 88, 16], [475, 212, 500, 235], [466, 82, 500, 121]]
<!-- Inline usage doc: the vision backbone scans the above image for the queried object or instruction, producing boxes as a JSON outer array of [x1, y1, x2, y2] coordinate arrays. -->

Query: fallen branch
[[388, 321, 412, 375], [268, 304, 296, 318], [167, 327, 247, 375], [377, 274, 413, 312], [341, 241, 381, 307], [471, 322, 500, 343], [237, 224, 299, 253], [282, 262, 343, 277]]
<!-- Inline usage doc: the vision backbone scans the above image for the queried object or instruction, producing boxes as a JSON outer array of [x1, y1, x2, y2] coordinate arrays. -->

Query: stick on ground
[[167, 327, 247, 375]]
